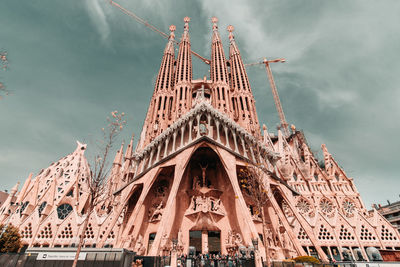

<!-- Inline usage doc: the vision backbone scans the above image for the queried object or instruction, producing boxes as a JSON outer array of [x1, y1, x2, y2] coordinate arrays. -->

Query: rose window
[[296, 198, 311, 214], [57, 203, 73, 220], [319, 198, 334, 215], [342, 199, 356, 217]]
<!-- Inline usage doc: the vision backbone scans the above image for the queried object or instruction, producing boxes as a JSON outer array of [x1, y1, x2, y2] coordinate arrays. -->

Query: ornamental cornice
[[134, 102, 278, 161]]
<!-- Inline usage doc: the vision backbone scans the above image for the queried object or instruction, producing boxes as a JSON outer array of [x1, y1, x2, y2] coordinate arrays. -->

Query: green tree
[[0, 224, 22, 253]]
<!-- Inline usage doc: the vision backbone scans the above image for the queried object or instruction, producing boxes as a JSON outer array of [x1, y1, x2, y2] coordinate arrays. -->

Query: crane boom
[[245, 58, 290, 136], [110, 0, 210, 64]]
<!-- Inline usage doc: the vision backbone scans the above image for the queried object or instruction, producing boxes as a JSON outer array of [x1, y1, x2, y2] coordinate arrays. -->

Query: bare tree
[[72, 111, 126, 267], [238, 164, 272, 267], [0, 50, 10, 99]]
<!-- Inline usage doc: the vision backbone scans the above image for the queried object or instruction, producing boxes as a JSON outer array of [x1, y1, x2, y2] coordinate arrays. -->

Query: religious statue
[[199, 163, 208, 187], [135, 235, 145, 255], [149, 202, 164, 222], [192, 175, 201, 190], [210, 198, 221, 212]]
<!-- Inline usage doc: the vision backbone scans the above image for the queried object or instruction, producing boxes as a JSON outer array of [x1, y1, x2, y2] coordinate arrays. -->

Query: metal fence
[[271, 262, 400, 267], [0, 251, 134, 267], [180, 257, 255, 267], [271, 262, 333, 267], [133, 256, 170, 267]]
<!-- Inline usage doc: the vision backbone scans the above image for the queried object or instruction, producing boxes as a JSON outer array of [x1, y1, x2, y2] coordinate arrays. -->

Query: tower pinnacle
[[227, 24, 260, 137], [173, 17, 193, 118], [211, 17, 218, 30], [210, 17, 230, 115], [168, 25, 176, 40]]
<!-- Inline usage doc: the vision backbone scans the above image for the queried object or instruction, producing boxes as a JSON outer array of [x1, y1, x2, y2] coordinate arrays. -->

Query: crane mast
[[263, 59, 289, 136]]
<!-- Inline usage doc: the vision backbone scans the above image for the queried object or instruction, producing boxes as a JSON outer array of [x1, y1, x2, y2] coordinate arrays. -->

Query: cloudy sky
[[1, 0, 399, 208]]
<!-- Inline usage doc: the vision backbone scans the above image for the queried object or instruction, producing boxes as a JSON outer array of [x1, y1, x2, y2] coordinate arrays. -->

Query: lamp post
[[252, 238, 263, 267], [172, 238, 178, 251], [251, 238, 258, 251], [171, 238, 178, 267]]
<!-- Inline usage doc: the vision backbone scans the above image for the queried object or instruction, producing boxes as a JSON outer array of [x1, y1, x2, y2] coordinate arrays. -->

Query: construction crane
[[109, 0, 211, 64], [245, 58, 290, 136]]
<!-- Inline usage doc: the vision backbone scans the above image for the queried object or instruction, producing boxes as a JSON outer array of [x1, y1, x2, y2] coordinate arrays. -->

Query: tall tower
[[173, 17, 193, 119], [210, 17, 230, 115], [227, 25, 261, 137], [139, 25, 177, 149]]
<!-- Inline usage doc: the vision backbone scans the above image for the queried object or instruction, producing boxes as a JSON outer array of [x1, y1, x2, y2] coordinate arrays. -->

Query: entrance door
[[189, 231, 202, 255], [208, 231, 221, 254]]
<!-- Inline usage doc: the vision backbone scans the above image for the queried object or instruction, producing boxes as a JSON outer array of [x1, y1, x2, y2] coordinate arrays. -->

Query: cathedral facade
[[1, 17, 400, 263]]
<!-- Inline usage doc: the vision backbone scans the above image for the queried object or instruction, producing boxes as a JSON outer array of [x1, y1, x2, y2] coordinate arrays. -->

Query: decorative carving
[[342, 199, 356, 217], [135, 235, 146, 255], [319, 198, 334, 216], [226, 230, 243, 255], [190, 196, 222, 214], [295, 197, 314, 217], [149, 202, 164, 222]]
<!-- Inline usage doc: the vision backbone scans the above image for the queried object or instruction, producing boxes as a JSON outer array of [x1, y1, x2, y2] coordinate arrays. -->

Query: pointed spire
[[124, 134, 134, 161], [16, 173, 32, 203], [32, 176, 41, 205], [182, 16, 190, 41], [75, 140, 87, 153], [113, 142, 125, 166], [154, 25, 176, 93], [211, 17, 221, 41], [164, 24, 176, 55], [139, 24, 178, 148], [210, 17, 229, 84], [175, 17, 192, 85], [227, 24, 249, 90], [173, 17, 193, 118], [226, 24, 260, 136], [10, 182, 19, 196]]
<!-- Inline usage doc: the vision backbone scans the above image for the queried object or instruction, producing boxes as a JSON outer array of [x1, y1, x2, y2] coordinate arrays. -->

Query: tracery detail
[[342, 199, 356, 217], [319, 198, 334, 216], [296, 198, 311, 214]]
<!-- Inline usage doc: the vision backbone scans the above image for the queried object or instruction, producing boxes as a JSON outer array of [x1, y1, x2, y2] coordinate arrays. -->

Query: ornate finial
[[290, 124, 296, 132], [183, 17, 190, 33], [262, 124, 267, 131], [169, 25, 176, 40], [211, 17, 218, 30], [227, 25, 235, 40]]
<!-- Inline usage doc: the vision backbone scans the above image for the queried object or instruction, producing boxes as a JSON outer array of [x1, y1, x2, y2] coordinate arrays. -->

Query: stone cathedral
[[1, 17, 400, 262]]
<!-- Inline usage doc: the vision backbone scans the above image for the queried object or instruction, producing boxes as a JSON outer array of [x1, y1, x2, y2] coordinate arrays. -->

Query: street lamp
[[251, 238, 258, 251], [172, 238, 178, 251]]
